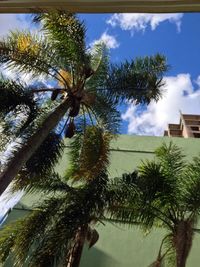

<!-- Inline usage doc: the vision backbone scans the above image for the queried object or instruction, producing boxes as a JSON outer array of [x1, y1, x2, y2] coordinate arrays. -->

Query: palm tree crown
[[110, 142, 200, 267]]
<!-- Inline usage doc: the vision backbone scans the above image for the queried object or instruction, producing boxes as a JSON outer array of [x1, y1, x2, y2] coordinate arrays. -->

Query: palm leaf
[[0, 196, 65, 266], [33, 11, 87, 70], [86, 43, 109, 89], [155, 142, 186, 177], [181, 155, 200, 212], [0, 31, 61, 80], [66, 126, 112, 181], [0, 78, 37, 129], [0, 220, 23, 263], [89, 92, 121, 134], [12, 132, 65, 191], [103, 54, 168, 105]]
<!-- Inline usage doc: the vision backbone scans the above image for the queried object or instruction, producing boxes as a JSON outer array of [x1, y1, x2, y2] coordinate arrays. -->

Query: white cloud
[[91, 32, 119, 49], [107, 13, 183, 33], [1, 65, 51, 86], [0, 14, 31, 38], [122, 74, 200, 136]]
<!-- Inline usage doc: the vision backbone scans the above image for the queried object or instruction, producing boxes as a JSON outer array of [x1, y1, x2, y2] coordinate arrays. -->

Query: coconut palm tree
[[0, 10, 168, 196], [109, 142, 200, 267]]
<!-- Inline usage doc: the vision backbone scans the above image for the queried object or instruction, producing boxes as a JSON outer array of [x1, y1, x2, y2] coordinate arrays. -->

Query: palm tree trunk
[[0, 97, 71, 196], [173, 220, 193, 267], [67, 227, 87, 267]]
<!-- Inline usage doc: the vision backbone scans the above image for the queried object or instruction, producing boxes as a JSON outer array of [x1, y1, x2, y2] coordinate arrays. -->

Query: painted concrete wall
[[80, 136, 200, 267], [3, 135, 200, 267]]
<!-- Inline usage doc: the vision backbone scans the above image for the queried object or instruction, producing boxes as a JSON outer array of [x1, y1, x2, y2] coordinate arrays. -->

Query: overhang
[[0, 0, 200, 13]]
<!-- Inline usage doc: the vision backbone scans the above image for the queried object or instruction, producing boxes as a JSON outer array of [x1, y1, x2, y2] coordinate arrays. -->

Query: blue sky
[[1, 12, 200, 137], [80, 13, 200, 78], [79, 13, 200, 135]]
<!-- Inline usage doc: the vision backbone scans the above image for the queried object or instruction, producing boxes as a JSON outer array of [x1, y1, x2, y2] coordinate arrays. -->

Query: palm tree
[[109, 142, 200, 267], [0, 126, 114, 267], [0, 10, 168, 196]]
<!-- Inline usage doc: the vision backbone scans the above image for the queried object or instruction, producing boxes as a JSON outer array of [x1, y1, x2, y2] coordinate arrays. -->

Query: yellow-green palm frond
[[58, 69, 73, 89], [0, 31, 62, 81], [33, 11, 87, 69], [148, 233, 175, 267], [66, 126, 112, 181]]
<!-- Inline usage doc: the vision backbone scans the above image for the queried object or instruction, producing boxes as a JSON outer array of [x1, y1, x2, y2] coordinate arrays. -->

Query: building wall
[[3, 135, 200, 267], [80, 136, 200, 267]]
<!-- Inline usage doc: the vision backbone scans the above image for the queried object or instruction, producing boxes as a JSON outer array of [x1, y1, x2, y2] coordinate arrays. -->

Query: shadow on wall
[[80, 247, 118, 267]]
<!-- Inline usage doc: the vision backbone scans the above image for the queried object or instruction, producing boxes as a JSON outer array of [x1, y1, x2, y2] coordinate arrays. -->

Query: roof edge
[[0, 1, 200, 13]]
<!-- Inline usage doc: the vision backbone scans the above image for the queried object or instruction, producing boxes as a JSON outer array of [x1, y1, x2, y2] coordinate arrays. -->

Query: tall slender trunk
[[173, 220, 193, 267], [0, 97, 71, 196], [67, 227, 87, 267]]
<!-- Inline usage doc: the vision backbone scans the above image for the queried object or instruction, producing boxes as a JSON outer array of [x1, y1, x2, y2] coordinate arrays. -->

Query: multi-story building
[[164, 112, 200, 138], [3, 135, 200, 267]]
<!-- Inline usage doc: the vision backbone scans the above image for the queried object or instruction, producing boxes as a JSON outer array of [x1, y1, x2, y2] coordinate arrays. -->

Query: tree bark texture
[[0, 97, 71, 196], [67, 227, 87, 267], [173, 220, 193, 267]]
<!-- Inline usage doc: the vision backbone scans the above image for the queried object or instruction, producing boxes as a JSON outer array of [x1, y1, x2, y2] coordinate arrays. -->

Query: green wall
[[80, 136, 200, 267], [3, 136, 200, 267]]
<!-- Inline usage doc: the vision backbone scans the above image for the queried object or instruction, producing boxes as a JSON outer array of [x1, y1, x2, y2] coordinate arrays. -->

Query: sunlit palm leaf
[[66, 126, 112, 181], [33, 11, 87, 71], [0, 31, 61, 80]]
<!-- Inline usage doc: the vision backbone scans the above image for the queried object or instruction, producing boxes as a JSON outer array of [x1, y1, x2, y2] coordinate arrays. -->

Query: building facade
[[3, 135, 200, 267], [164, 113, 200, 138]]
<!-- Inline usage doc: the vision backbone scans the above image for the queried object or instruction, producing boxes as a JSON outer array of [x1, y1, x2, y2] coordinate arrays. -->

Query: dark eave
[[0, 0, 200, 14]]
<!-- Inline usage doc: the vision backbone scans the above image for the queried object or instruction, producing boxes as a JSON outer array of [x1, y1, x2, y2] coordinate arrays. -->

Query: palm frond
[[0, 78, 37, 131], [163, 233, 176, 267], [89, 93, 121, 134], [155, 142, 186, 177], [86, 43, 109, 89], [106, 174, 144, 227], [15, 172, 107, 266], [26, 131, 64, 175], [103, 54, 168, 105], [0, 31, 61, 80], [0, 220, 23, 263], [12, 171, 72, 194], [0, 129, 11, 154], [13, 197, 65, 266], [33, 11, 87, 70], [138, 160, 177, 206], [12, 132, 64, 191], [66, 126, 112, 181], [181, 155, 200, 212], [0, 196, 65, 265], [108, 144, 185, 230], [148, 234, 174, 267]]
